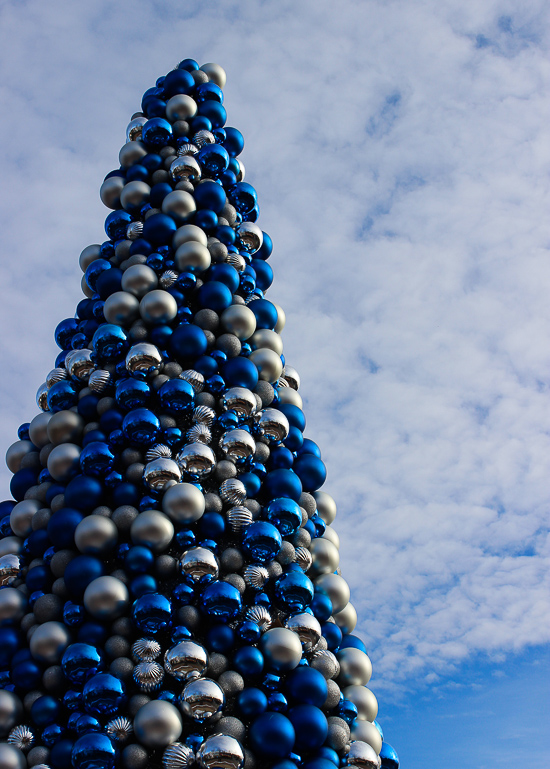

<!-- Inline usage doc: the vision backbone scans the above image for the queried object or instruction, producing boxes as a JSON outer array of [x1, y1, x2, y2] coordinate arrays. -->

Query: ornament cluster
[[0, 59, 399, 769]]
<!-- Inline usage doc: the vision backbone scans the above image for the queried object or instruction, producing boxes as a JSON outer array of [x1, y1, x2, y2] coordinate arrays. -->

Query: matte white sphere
[[47, 410, 84, 445], [79, 244, 102, 272], [344, 685, 379, 723], [337, 648, 372, 687], [322, 525, 340, 550], [220, 305, 256, 340], [29, 621, 70, 663], [333, 602, 358, 634], [309, 537, 340, 576], [314, 573, 350, 613], [121, 264, 159, 297], [249, 349, 283, 383], [140, 290, 178, 324], [28, 412, 52, 449], [100, 176, 125, 209], [278, 387, 303, 408], [162, 482, 205, 523], [83, 576, 129, 619], [175, 241, 211, 273], [313, 491, 337, 525], [0, 587, 26, 624], [0, 537, 22, 557], [273, 302, 286, 332], [200, 62, 227, 89], [250, 329, 283, 355], [47, 443, 81, 482], [0, 744, 26, 769], [5, 440, 35, 474], [119, 141, 147, 168], [134, 700, 183, 748], [350, 719, 382, 755], [10, 500, 41, 538], [131, 510, 174, 553], [104, 291, 140, 326], [166, 94, 197, 121], [0, 689, 23, 738], [260, 628, 302, 672], [75, 515, 118, 555], [120, 180, 151, 211], [173, 224, 208, 249], [162, 190, 196, 223]]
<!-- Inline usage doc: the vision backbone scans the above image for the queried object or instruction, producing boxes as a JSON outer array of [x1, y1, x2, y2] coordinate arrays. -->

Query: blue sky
[[0, 1, 548, 766]]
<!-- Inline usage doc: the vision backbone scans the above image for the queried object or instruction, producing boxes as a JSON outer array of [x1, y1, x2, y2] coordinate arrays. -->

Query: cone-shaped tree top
[[0, 59, 399, 769]]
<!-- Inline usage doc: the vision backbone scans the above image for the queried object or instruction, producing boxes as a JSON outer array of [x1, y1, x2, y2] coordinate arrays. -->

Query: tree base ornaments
[[0, 58, 399, 769]]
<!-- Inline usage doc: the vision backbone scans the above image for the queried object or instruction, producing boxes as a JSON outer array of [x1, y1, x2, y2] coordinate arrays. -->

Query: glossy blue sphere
[[222, 356, 259, 389], [197, 143, 230, 177], [79, 442, 115, 477], [264, 497, 302, 536], [61, 643, 103, 685], [285, 667, 328, 707], [71, 732, 115, 769], [122, 408, 160, 445], [115, 378, 151, 410], [141, 117, 173, 148], [132, 592, 172, 634], [83, 673, 125, 717], [223, 127, 245, 157], [264, 469, 302, 502], [249, 712, 295, 759], [47, 380, 78, 412], [193, 180, 227, 213], [242, 521, 282, 562], [293, 454, 326, 491], [274, 570, 314, 612], [158, 378, 195, 413], [200, 580, 242, 620], [380, 742, 399, 769], [92, 324, 128, 361], [288, 705, 328, 752], [104, 210, 132, 241]]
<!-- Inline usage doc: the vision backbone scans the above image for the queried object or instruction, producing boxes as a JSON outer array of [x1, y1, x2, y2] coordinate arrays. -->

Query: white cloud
[[0, 0, 548, 697]]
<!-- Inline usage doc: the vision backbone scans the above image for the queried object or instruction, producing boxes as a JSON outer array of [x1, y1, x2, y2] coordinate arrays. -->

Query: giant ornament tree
[[0, 59, 399, 769]]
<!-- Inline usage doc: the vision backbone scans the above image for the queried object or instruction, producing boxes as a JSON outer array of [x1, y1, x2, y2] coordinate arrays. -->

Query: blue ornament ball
[[380, 742, 400, 769], [71, 732, 115, 769], [83, 673, 125, 717], [237, 687, 268, 718], [132, 592, 172, 634], [288, 705, 328, 752], [274, 570, 314, 612], [170, 323, 208, 361], [264, 469, 302, 503], [247, 298, 278, 330], [193, 180, 227, 213], [200, 580, 242, 620], [263, 498, 302, 536], [242, 521, 282, 562], [222, 357, 259, 389], [61, 643, 103, 685], [249, 712, 295, 759], [285, 667, 328, 707], [293, 454, 327, 492]]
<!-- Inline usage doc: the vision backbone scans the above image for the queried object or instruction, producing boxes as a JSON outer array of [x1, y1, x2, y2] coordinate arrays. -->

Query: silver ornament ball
[[220, 305, 256, 340], [74, 515, 118, 555], [131, 510, 174, 553], [122, 264, 159, 298], [29, 621, 70, 663], [83, 575, 129, 619], [140, 290, 178, 324], [103, 291, 140, 326], [162, 482, 205, 524], [133, 700, 183, 748]]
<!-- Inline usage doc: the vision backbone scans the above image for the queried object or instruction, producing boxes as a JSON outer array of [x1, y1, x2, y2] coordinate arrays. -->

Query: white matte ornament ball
[[162, 482, 205, 523], [9, 500, 41, 538], [220, 305, 256, 340], [250, 329, 283, 355], [28, 413, 52, 448], [120, 180, 151, 211], [140, 290, 178, 324], [5, 441, 34, 473], [260, 627, 302, 672], [175, 241, 211, 273], [122, 264, 159, 297], [74, 515, 118, 555], [313, 491, 337, 525], [100, 176, 125, 209], [343, 685, 378, 722], [0, 587, 26, 624], [350, 720, 382, 755], [134, 700, 183, 748], [0, 690, 23, 738], [131, 510, 174, 553], [162, 190, 197, 223], [79, 244, 101, 272], [104, 291, 140, 326], [0, 744, 26, 769], [47, 443, 81, 482], [250, 348, 283, 383], [277, 387, 303, 408], [200, 62, 227, 88], [314, 573, 350, 613], [322, 526, 340, 550], [173, 224, 208, 249], [273, 303, 286, 332], [309, 537, 340, 576], [29, 621, 70, 663], [83, 576, 129, 619], [166, 94, 197, 121], [333, 602, 358, 634], [119, 141, 147, 168], [337, 648, 373, 687]]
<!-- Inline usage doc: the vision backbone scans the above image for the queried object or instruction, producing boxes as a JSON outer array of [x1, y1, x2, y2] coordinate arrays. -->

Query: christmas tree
[[0, 59, 399, 769]]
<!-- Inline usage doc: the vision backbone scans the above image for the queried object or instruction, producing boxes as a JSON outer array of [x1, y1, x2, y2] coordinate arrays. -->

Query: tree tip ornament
[[0, 58, 399, 769]]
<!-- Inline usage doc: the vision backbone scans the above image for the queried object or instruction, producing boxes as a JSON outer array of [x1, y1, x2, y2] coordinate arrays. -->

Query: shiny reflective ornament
[[225, 252, 246, 272], [127, 117, 147, 141], [196, 734, 244, 769], [294, 546, 313, 572], [236, 221, 263, 254], [220, 478, 246, 505], [285, 613, 322, 650], [160, 269, 178, 289], [186, 423, 211, 444], [162, 743, 195, 769], [146, 444, 173, 461], [180, 369, 205, 393], [7, 725, 34, 751], [105, 716, 133, 743], [180, 546, 218, 583], [170, 155, 201, 183], [132, 638, 162, 662], [220, 387, 257, 417], [164, 640, 208, 680], [133, 661, 165, 691], [314, 573, 350, 614], [46, 367, 68, 388], [36, 383, 49, 411], [348, 740, 379, 769], [283, 365, 300, 391], [226, 505, 252, 532], [193, 129, 215, 148], [243, 564, 269, 589], [193, 405, 216, 426], [88, 369, 111, 393], [143, 458, 182, 491], [127, 221, 144, 240], [176, 442, 216, 478], [0, 553, 20, 586], [176, 143, 199, 157], [245, 605, 272, 631], [180, 677, 224, 722], [65, 349, 95, 381], [126, 343, 163, 375], [134, 700, 183, 748], [219, 429, 255, 461]]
